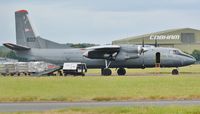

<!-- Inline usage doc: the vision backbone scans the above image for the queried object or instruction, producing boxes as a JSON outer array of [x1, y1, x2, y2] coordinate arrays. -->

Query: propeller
[[142, 37, 144, 48], [155, 38, 158, 47], [139, 38, 146, 55], [142, 38, 145, 68], [138, 38, 153, 55]]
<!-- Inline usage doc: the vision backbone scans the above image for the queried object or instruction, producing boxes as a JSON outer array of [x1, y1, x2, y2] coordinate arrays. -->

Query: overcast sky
[[1, 0, 200, 45]]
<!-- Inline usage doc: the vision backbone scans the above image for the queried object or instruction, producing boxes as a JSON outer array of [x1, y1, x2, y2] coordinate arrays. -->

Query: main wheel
[[64, 73, 68, 76], [172, 69, 179, 75], [102, 68, 112, 76], [117, 68, 126, 76]]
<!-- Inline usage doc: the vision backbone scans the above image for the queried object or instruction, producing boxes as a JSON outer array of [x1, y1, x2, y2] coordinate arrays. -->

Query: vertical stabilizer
[[15, 10, 40, 48], [15, 10, 70, 49]]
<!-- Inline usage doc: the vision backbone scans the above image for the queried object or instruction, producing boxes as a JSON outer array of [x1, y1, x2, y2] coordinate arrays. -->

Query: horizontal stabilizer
[[3, 43, 30, 51]]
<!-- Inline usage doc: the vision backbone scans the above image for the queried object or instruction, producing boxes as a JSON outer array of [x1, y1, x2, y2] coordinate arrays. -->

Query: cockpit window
[[170, 49, 194, 59], [170, 50, 181, 54], [172, 50, 182, 55]]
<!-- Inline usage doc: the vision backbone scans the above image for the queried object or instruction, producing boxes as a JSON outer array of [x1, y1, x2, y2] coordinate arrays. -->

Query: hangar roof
[[113, 28, 200, 42]]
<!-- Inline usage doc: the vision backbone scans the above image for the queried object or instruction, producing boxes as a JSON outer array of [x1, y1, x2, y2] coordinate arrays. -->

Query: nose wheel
[[172, 69, 179, 75]]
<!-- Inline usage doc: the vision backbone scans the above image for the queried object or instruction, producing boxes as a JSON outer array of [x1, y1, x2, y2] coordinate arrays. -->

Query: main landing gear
[[102, 60, 112, 76], [101, 60, 126, 76], [102, 68, 112, 76], [117, 68, 126, 76], [102, 68, 126, 76]]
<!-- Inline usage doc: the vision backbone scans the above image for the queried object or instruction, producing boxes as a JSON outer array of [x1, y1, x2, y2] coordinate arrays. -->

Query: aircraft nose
[[183, 56, 196, 66]]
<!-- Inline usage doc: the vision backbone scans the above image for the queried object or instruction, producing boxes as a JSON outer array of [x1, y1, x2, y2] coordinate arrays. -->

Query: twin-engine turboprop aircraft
[[3, 10, 196, 75]]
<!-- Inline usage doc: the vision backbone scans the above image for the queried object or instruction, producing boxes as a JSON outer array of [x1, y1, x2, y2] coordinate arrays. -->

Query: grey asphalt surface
[[0, 100, 200, 112]]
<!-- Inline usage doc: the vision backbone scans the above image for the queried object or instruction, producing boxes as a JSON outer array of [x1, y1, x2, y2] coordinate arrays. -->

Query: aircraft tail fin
[[15, 10, 39, 48], [3, 43, 30, 51], [15, 10, 70, 49]]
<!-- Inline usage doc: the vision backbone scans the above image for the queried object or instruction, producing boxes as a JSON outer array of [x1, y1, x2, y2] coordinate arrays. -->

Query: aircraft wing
[[83, 45, 120, 60], [3, 43, 31, 51]]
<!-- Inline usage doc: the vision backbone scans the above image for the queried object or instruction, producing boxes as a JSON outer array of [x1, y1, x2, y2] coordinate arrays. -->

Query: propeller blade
[[142, 38, 145, 67], [155, 39, 158, 47], [142, 38, 144, 47]]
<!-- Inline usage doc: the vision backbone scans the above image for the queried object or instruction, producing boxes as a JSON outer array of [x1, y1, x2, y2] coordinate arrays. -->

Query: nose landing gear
[[172, 68, 179, 75]]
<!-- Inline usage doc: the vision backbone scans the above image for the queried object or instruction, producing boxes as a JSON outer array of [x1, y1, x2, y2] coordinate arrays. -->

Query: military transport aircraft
[[3, 10, 196, 75]]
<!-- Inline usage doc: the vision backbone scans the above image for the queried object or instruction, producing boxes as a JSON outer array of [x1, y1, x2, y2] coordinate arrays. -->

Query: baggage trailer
[[28, 61, 48, 75], [0, 62, 16, 76], [0, 61, 60, 76], [28, 62, 59, 76], [15, 62, 29, 76], [63, 63, 87, 76]]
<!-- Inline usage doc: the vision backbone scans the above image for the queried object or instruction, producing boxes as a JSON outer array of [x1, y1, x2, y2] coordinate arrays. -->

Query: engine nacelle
[[120, 45, 139, 53], [115, 51, 139, 61]]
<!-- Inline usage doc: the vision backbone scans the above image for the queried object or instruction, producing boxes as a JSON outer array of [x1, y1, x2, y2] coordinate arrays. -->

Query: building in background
[[112, 28, 200, 53]]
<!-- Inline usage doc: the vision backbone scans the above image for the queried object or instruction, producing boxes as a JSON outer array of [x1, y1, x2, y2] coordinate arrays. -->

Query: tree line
[[191, 50, 200, 61]]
